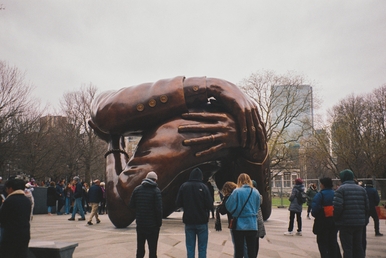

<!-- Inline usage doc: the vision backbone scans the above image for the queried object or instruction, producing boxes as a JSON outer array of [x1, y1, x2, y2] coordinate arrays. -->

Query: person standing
[[0, 178, 31, 257], [47, 181, 57, 215], [284, 178, 305, 236], [24, 182, 35, 221], [176, 167, 213, 258], [312, 177, 341, 258], [364, 181, 383, 236], [99, 182, 106, 215], [226, 173, 260, 258], [64, 183, 74, 215], [68, 176, 86, 221], [334, 169, 369, 258], [306, 183, 318, 219], [56, 179, 65, 215], [87, 180, 103, 225], [129, 171, 163, 258]]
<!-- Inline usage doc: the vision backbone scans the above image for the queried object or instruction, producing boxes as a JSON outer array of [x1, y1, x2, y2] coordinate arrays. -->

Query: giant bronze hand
[[89, 76, 270, 228]]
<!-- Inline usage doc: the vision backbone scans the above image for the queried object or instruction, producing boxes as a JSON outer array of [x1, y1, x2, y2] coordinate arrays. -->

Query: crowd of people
[[283, 169, 383, 258], [0, 168, 384, 257]]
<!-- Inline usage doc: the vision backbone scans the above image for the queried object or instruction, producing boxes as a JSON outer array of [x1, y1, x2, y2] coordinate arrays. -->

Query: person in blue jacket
[[226, 173, 260, 258], [312, 177, 341, 258]]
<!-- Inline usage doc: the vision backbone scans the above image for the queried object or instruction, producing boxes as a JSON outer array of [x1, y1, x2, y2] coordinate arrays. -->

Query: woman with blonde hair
[[226, 173, 260, 258]]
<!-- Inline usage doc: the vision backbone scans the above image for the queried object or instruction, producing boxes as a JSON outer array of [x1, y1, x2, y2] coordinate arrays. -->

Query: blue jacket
[[88, 184, 103, 204], [311, 188, 334, 217], [333, 181, 369, 227], [175, 168, 213, 225], [365, 186, 380, 209], [225, 185, 260, 231]]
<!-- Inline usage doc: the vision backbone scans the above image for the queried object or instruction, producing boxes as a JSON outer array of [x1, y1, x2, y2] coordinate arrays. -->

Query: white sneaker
[[296, 231, 302, 236], [284, 231, 294, 236]]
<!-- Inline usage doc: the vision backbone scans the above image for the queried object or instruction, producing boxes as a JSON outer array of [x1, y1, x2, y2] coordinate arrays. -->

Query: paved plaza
[[30, 207, 386, 258]]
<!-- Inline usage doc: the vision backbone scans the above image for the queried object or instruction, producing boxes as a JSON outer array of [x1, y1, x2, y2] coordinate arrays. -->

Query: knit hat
[[73, 176, 80, 182], [146, 171, 158, 180], [339, 169, 354, 182], [295, 178, 303, 185]]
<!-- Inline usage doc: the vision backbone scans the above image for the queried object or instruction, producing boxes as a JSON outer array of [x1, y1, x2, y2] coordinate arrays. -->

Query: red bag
[[323, 205, 334, 217], [376, 206, 386, 220]]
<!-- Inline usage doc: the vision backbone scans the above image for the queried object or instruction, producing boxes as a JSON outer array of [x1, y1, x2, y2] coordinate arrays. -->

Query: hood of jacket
[[141, 178, 158, 187], [189, 167, 203, 181], [339, 169, 354, 183]]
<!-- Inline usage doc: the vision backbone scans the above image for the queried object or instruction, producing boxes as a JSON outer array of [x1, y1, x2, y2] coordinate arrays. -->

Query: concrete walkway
[[30, 207, 386, 257]]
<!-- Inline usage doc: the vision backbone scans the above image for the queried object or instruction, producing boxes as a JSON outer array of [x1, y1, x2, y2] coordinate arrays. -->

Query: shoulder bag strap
[[235, 188, 253, 219]]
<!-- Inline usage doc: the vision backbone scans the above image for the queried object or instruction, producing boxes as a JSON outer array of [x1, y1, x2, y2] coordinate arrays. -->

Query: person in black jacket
[[47, 181, 57, 215], [175, 167, 213, 258], [129, 171, 162, 258], [87, 180, 103, 225], [364, 181, 383, 236], [0, 178, 31, 258], [334, 169, 369, 258], [55, 179, 65, 215]]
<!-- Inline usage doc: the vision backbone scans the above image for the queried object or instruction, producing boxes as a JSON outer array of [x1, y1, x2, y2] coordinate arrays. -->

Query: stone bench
[[28, 240, 78, 258]]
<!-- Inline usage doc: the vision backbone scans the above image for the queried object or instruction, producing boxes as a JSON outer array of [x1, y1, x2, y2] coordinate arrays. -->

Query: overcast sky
[[1, 1, 385, 119]]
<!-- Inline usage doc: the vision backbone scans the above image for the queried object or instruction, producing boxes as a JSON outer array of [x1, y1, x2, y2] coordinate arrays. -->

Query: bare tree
[[0, 60, 42, 178], [239, 70, 315, 175], [59, 84, 106, 184]]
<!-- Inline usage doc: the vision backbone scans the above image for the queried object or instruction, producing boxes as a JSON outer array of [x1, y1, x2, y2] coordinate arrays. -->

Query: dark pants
[[233, 230, 258, 258], [288, 211, 302, 232], [317, 227, 341, 258], [368, 207, 381, 233], [57, 198, 64, 214], [136, 226, 160, 258], [0, 240, 29, 258], [307, 205, 312, 216], [339, 226, 364, 258]]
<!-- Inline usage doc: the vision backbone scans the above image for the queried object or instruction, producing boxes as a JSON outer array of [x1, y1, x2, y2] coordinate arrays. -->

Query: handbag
[[228, 188, 253, 230]]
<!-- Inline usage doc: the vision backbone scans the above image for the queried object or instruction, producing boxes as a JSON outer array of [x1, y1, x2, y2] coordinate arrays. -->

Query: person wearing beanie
[[334, 169, 369, 258], [284, 178, 305, 236], [175, 167, 214, 258], [129, 171, 162, 258]]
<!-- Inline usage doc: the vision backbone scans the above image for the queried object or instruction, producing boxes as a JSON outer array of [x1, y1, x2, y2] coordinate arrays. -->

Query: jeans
[[185, 224, 208, 258], [339, 226, 364, 258], [288, 211, 302, 232], [136, 226, 160, 258], [65, 197, 71, 214], [47, 206, 55, 213], [71, 197, 85, 219], [57, 198, 64, 214]]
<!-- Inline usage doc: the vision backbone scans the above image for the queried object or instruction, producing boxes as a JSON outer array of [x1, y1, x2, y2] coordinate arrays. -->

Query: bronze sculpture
[[89, 76, 271, 228]]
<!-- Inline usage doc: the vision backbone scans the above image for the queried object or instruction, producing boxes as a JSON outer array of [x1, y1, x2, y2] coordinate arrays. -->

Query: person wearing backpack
[[312, 177, 341, 258], [284, 178, 305, 236]]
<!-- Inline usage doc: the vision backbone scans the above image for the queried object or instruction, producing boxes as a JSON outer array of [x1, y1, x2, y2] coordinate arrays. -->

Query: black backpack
[[297, 190, 307, 205]]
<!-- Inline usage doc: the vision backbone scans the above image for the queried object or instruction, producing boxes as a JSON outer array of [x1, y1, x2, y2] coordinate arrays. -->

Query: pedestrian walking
[[306, 183, 318, 219], [284, 178, 305, 236], [68, 176, 86, 221], [87, 180, 103, 225]]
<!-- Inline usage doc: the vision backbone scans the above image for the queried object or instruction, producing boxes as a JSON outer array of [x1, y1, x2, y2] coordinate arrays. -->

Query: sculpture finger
[[183, 134, 219, 146], [181, 112, 228, 122], [195, 143, 227, 157], [178, 123, 227, 133]]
